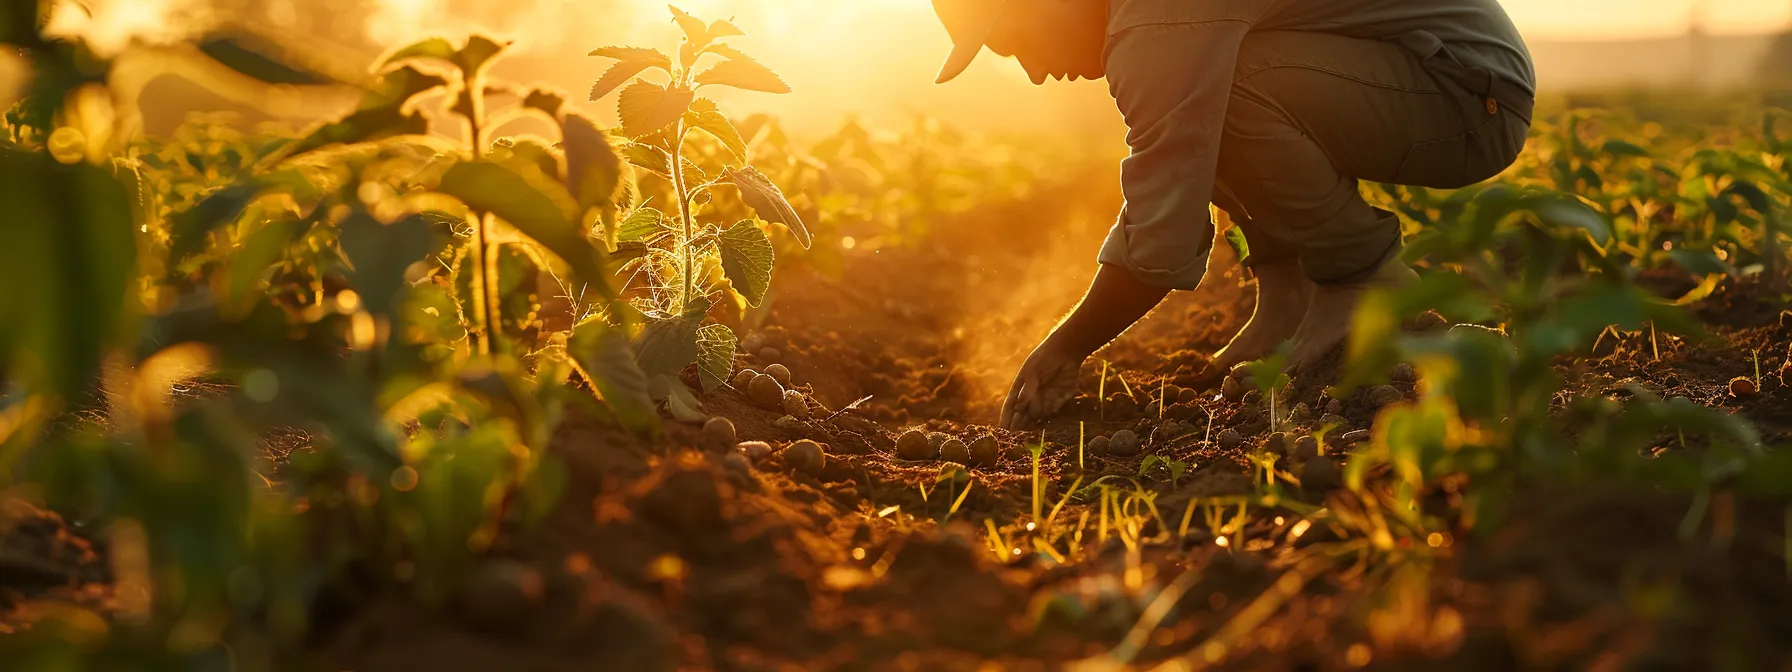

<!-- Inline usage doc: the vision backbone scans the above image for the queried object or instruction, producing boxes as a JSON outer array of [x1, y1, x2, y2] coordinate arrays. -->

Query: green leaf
[[694, 49, 791, 94], [437, 161, 614, 298], [588, 48, 674, 101], [380, 36, 457, 70], [339, 213, 441, 319], [1531, 196, 1612, 245], [684, 97, 748, 162], [280, 66, 445, 158], [198, 32, 342, 86], [665, 378, 707, 423], [634, 315, 701, 378], [718, 221, 774, 306], [453, 35, 508, 77], [725, 166, 808, 248], [570, 319, 659, 434], [168, 183, 264, 264], [522, 88, 566, 120], [617, 80, 694, 139], [695, 323, 736, 393], [223, 215, 307, 312], [1223, 225, 1250, 266], [1667, 249, 1734, 277], [1600, 139, 1651, 158], [619, 207, 670, 243], [616, 140, 704, 185], [561, 112, 625, 224]]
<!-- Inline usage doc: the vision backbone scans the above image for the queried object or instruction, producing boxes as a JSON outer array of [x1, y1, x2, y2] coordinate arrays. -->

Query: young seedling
[[1078, 421, 1085, 470], [1099, 360, 1108, 420], [1029, 431, 1046, 524], [1245, 347, 1292, 432]]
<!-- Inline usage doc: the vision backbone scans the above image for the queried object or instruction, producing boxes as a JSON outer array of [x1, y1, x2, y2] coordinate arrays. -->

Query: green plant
[[1139, 454, 1189, 487], [584, 6, 811, 408]]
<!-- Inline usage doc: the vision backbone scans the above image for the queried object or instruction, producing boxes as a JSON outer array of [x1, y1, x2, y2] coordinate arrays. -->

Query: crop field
[[2, 4, 1791, 671]]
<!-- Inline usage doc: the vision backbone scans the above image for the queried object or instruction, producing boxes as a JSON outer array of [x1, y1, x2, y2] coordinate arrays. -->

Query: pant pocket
[[1461, 113, 1530, 185], [1393, 133, 1470, 189]]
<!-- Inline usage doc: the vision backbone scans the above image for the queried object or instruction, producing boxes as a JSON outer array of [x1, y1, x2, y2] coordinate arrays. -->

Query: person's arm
[[1041, 263, 1170, 358]]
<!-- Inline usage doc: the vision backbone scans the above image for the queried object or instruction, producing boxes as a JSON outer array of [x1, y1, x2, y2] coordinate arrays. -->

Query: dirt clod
[[741, 333, 765, 353], [927, 432, 951, 451], [1110, 430, 1141, 457], [1340, 429, 1370, 444], [731, 369, 757, 390], [1221, 375, 1244, 402], [968, 435, 999, 466], [1729, 376, 1758, 398], [784, 440, 824, 475], [748, 374, 785, 409], [1301, 455, 1341, 491], [1176, 387, 1200, 404], [1325, 398, 1343, 415], [737, 440, 772, 461], [897, 429, 935, 461], [759, 347, 783, 363], [1370, 384, 1403, 408], [1391, 362, 1416, 383], [782, 390, 811, 418], [700, 417, 737, 452], [459, 559, 544, 633], [940, 438, 970, 464], [1263, 432, 1290, 457], [1088, 435, 1110, 457], [1290, 402, 1312, 424], [1294, 434, 1319, 459], [1216, 428, 1243, 450], [765, 363, 793, 387]]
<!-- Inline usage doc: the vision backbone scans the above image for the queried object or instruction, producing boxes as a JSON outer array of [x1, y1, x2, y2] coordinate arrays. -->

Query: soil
[[4, 173, 1790, 670]]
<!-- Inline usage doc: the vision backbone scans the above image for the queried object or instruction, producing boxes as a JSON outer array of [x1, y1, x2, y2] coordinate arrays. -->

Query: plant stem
[[671, 121, 696, 313], [463, 76, 497, 356]]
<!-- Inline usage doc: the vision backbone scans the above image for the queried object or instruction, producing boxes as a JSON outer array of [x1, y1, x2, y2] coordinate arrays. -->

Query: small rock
[[1221, 375, 1244, 402], [940, 438, 970, 464], [765, 363, 793, 387], [1262, 431, 1290, 457], [1289, 402, 1312, 424], [1729, 376, 1758, 398], [968, 435, 999, 466], [1177, 387, 1200, 404], [1340, 429, 1371, 444], [758, 347, 783, 363], [1300, 456, 1341, 491], [741, 333, 766, 353], [1151, 423, 1180, 447], [731, 368, 758, 390], [747, 374, 785, 410], [1216, 428, 1243, 450], [1110, 430, 1141, 456], [460, 559, 544, 632], [1318, 413, 1348, 428], [1167, 401, 1203, 420], [897, 429, 935, 460], [1087, 435, 1111, 457], [1241, 389, 1261, 406], [782, 390, 810, 419], [720, 451, 752, 476], [701, 417, 737, 452], [1293, 435, 1319, 459], [927, 432, 952, 451], [1369, 384, 1402, 408], [773, 415, 805, 431], [1391, 363, 1416, 384], [1325, 398, 1343, 415], [737, 440, 772, 461], [784, 440, 824, 475]]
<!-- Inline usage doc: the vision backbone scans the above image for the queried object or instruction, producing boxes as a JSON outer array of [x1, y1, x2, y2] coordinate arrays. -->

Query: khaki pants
[[1207, 31, 1531, 283]]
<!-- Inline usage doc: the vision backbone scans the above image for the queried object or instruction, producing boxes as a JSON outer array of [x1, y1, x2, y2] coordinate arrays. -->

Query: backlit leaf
[[198, 32, 342, 86], [718, 221, 774, 306], [437, 161, 614, 298], [668, 5, 710, 46], [635, 315, 700, 378], [588, 49, 673, 101], [618, 207, 670, 243], [570, 319, 659, 433], [706, 19, 745, 40], [1223, 225, 1250, 266], [695, 323, 736, 393], [379, 36, 457, 71], [453, 35, 508, 76], [617, 80, 693, 138], [562, 112, 625, 226], [684, 97, 748, 162], [168, 183, 263, 264], [694, 51, 791, 94], [339, 212, 441, 319], [522, 88, 565, 120], [725, 166, 808, 248]]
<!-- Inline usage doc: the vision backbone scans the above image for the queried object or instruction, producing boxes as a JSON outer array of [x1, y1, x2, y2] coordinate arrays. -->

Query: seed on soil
[[1318, 413, 1347, 428], [968, 435, 999, 466], [759, 347, 783, 363], [1216, 428, 1243, 450], [1301, 455, 1341, 491], [1087, 435, 1110, 457], [701, 417, 737, 451], [927, 432, 951, 451], [1167, 402, 1203, 421], [784, 439, 824, 475], [1150, 423, 1180, 447], [1241, 389, 1261, 405], [1391, 362, 1416, 383], [741, 333, 765, 353], [1176, 387, 1200, 404], [1729, 376, 1758, 398], [1294, 434, 1319, 458], [1263, 431, 1290, 457], [1110, 429, 1141, 457], [765, 363, 793, 387], [1221, 375, 1244, 402], [1340, 429, 1371, 444], [773, 415, 806, 431], [1290, 402, 1312, 424], [897, 429, 935, 460], [1325, 398, 1343, 415], [782, 390, 810, 418], [460, 559, 544, 632], [748, 373, 785, 410], [731, 368, 758, 390], [1370, 384, 1402, 408], [940, 438, 970, 464], [720, 451, 751, 476], [737, 440, 772, 461]]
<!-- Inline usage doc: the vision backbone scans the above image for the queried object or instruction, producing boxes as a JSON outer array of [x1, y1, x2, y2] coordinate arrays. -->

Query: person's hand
[[999, 337, 1087, 429]]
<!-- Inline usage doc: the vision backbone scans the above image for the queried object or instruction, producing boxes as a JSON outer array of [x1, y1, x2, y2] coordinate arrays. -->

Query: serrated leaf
[[589, 51, 673, 101], [695, 323, 736, 393], [726, 166, 808, 248], [339, 212, 440, 319], [453, 35, 508, 76], [570, 319, 659, 433], [668, 5, 710, 46], [618, 207, 669, 242], [562, 112, 624, 223], [665, 378, 707, 423], [694, 53, 791, 94], [718, 221, 774, 306], [437, 161, 614, 298], [684, 97, 747, 162], [707, 19, 745, 40], [618, 80, 694, 138], [616, 140, 706, 185], [523, 88, 565, 120], [635, 315, 700, 378], [380, 36, 457, 70]]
